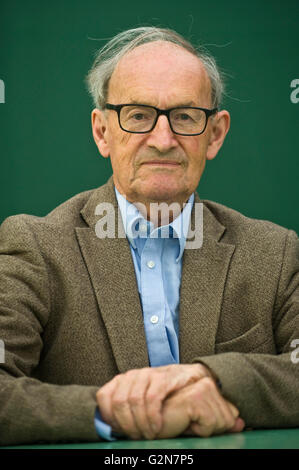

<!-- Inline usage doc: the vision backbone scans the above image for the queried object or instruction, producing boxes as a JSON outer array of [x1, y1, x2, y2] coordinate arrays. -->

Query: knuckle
[[146, 390, 159, 404], [205, 414, 216, 429], [190, 379, 218, 405], [124, 369, 136, 379], [112, 395, 126, 409], [192, 363, 205, 380], [196, 362, 205, 374], [192, 380, 204, 393], [96, 387, 106, 402], [112, 373, 122, 383], [200, 376, 216, 392], [151, 369, 161, 382], [129, 393, 143, 406]]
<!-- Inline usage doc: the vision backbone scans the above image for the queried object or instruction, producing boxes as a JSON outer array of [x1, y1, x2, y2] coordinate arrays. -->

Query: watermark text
[[0, 79, 5, 104], [290, 79, 299, 104], [95, 201, 203, 249]]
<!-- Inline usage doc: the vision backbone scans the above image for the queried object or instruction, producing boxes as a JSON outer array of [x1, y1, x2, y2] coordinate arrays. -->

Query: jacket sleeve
[[193, 229, 299, 428], [0, 215, 100, 446]]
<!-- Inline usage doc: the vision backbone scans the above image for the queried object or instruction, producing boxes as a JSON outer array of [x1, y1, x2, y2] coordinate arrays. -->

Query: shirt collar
[[115, 187, 194, 262]]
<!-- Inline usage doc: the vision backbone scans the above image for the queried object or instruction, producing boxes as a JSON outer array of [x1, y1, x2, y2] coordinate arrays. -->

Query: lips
[[142, 161, 181, 166]]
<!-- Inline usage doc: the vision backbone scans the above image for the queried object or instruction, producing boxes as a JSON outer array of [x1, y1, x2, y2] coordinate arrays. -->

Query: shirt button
[[147, 260, 155, 269], [150, 315, 159, 324], [140, 224, 147, 233]]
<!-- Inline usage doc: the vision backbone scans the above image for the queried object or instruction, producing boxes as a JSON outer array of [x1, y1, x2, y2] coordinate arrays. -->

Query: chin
[[139, 177, 186, 202]]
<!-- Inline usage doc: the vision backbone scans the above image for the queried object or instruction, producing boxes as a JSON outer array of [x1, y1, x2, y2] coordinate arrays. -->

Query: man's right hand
[[156, 377, 245, 439]]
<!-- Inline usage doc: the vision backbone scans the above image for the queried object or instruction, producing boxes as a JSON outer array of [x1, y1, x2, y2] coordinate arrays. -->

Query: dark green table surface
[[2, 429, 299, 449]]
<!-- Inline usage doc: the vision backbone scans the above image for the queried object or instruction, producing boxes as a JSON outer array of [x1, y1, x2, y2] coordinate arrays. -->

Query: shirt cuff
[[94, 407, 118, 441]]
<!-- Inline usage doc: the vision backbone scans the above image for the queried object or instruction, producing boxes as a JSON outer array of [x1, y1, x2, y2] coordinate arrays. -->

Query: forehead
[[108, 41, 211, 106]]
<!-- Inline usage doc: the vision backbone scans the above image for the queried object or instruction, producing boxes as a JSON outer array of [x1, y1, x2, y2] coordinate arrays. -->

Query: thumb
[[228, 417, 245, 433]]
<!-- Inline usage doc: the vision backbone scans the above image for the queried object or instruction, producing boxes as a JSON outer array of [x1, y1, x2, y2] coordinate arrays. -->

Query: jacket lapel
[[179, 195, 235, 362], [75, 178, 149, 373]]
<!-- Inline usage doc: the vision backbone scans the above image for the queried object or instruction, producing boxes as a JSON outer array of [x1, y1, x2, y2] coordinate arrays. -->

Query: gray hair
[[86, 26, 225, 109]]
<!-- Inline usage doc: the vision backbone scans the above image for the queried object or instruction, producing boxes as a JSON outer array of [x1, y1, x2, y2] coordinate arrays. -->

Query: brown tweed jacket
[[0, 177, 298, 445]]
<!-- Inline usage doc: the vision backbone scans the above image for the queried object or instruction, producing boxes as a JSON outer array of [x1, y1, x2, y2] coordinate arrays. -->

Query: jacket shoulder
[[0, 188, 97, 233], [203, 199, 293, 239], [202, 199, 298, 261]]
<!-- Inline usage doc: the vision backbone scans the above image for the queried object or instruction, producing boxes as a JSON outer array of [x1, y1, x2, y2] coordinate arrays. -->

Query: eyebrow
[[125, 99, 199, 107]]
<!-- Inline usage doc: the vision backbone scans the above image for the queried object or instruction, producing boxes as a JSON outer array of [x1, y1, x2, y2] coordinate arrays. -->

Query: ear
[[91, 108, 110, 158], [206, 110, 230, 161]]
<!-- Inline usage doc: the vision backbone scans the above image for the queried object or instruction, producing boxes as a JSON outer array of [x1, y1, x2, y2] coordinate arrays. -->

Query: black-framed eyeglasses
[[105, 103, 218, 136]]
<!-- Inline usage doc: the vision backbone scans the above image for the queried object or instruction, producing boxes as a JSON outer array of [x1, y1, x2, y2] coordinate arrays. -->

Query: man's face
[[92, 41, 229, 206]]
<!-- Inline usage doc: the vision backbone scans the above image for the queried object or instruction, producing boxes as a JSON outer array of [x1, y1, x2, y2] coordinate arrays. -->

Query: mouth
[[141, 161, 181, 167]]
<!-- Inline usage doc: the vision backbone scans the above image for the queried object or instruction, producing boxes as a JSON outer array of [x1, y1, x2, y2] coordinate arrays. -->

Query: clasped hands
[[96, 364, 245, 440]]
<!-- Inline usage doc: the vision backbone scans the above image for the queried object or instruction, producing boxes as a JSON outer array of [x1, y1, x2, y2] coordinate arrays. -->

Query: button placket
[[141, 238, 165, 332]]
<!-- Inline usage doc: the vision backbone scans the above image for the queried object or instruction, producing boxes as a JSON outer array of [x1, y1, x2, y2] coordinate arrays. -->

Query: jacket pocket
[[215, 323, 273, 354]]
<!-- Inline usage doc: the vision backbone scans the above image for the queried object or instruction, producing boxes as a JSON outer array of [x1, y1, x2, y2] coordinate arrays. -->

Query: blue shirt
[[94, 189, 194, 440]]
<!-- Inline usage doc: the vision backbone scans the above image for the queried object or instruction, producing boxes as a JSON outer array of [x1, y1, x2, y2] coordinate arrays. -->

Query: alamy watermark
[[290, 79, 299, 104], [0, 340, 5, 363], [291, 339, 299, 364], [0, 79, 5, 103], [94, 201, 203, 249]]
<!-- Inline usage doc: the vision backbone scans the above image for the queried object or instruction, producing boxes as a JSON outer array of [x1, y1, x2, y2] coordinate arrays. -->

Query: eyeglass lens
[[119, 105, 207, 134]]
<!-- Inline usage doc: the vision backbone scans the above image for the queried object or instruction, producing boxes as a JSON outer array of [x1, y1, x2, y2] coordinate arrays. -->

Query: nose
[[146, 115, 178, 153]]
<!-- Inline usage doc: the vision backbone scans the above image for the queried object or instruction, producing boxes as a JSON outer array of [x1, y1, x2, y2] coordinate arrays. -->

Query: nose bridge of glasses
[[154, 108, 173, 132]]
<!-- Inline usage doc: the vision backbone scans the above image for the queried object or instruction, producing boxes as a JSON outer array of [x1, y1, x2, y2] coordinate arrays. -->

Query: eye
[[180, 113, 191, 120], [132, 113, 147, 121], [174, 112, 193, 121], [127, 109, 153, 121]]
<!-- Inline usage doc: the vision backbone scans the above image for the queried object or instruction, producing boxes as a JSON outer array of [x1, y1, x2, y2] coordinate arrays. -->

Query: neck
[[116, 191, 191, 227]]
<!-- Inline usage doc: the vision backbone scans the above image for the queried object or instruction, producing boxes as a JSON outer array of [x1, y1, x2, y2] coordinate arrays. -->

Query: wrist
[[194, 361, 222, 392]]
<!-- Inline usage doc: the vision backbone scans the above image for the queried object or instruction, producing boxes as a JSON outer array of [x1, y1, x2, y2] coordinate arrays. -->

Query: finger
[[188, 378, 236, 437], [227, 417, 245, 433], [227, 401, 240, 419], [112, 370, 144, 439], [188, 379, 219, 437], [192, 379, 240, 435], [144, 365, 194, 434], [144, 371, 169, 435], [128, 370, 157, 440], [96, 376, 121, 431], [182, 425, 196, 436], [199, 378, 229, 435], [209, 395, 239, 435], [144, 364, 208, 435], [113, 400, 141, 439], [211, 400, 241, 435]]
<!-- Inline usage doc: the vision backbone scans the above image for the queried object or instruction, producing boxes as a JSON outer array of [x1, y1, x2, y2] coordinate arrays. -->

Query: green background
[[0, 0, 298, 232]]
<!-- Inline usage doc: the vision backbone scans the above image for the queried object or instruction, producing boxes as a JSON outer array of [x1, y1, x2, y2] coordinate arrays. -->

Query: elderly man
[[0, 27, 298, 446]]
